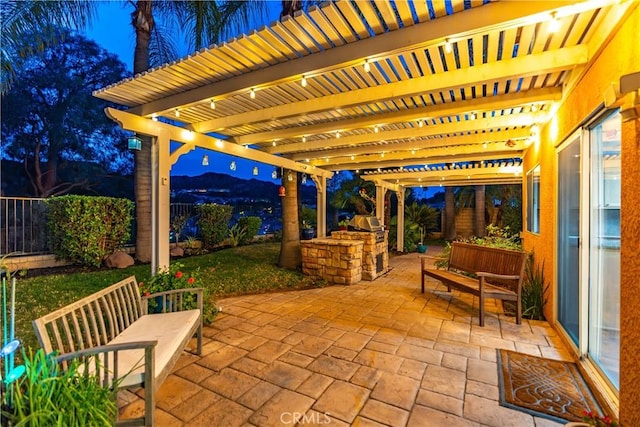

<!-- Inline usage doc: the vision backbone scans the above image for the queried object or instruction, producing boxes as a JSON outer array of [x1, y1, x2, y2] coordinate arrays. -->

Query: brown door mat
[[497, 349, 604, 423]]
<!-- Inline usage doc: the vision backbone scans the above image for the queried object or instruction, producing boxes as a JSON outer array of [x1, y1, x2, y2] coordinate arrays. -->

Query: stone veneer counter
[[301, 238, 363, 285]]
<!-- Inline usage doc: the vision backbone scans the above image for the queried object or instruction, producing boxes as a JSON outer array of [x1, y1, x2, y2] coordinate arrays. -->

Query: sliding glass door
[[556, 110, 620, 392], [588, 111, 620, 389], [557, 134, 581, 346]]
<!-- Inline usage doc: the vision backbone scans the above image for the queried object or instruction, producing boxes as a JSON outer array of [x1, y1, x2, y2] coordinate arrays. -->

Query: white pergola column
[[396, 187, 406, 252], [312, 175, 327, 237], [375, 185, 386, 226], [153, 130, 171, 273]]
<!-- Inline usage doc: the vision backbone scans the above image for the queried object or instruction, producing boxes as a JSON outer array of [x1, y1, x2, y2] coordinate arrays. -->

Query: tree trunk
[[445, 186, 456, 240], [132, 1, 154, 262], [475, 185, 486, 237], [278, 170, 301, 269]]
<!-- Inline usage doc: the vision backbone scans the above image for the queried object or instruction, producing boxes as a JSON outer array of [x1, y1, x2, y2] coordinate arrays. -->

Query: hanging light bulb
[[229, 161, 236, 171], [363, 59, 371, 73], [374, 125, 379, 133], [151, 113, 158, 121], [350, 155, 355, 160], [302, 135, 307, 143], [250, 88, 256, 99], [411, 149, 416, 155], [272, 140, 277, 147], [483, 142, 488, 149], [287, 171, 293, 181], [444, 39, 452, 53], [470, 112, 477, 120], [301, 76, 307, 87], [210, 99, 216, 109], [419, 120, 424, 128], [202, 155, 209, 166], [272, 170, 278, 179], [531, 104, 538, 112], [174, 109, 180, 117], [335, 131, 340, 138], [301, 173, 307, 184], [252, 166, 258, 175], [548, 12, 561, 33]]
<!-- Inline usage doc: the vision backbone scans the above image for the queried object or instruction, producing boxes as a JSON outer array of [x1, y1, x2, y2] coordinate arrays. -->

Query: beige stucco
[[522, 6, 639, 425]]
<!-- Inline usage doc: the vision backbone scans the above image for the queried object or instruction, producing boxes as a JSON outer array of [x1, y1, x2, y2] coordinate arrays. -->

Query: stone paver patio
[[120, 251, 572, 426]]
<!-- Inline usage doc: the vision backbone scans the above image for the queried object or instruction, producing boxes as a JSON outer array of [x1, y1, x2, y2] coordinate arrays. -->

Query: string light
[[301, 173, 307, 184], [531, 124, 540, 135], [470, 112, 477, 120], [411, 149, 416, 155], [549, 12, 561, 33], [335, 131, 340, 138], [174, 109, 180, 117], [301, 76, 307, 87], [374, 125, 379, 133], [215, 139, 223, 148], [151, 113, 158, 121], [351, 155, 355, 160], [483, 142, 488, 149], [363, 59, 371, 73], [252, 166, 259, 175], [444, 39, 452, 54], [531, 104, 538, 112], [418, 120, 424, 128], [272, 140, 277, 147], [250, 88, 256, 99], [272, 169, 278, 179], [229, 161, 236, 171], [302, 135, 306, 143], [202, 155, 209, 166], [287, 171, 293, 181], [210, 99, 215, 109]]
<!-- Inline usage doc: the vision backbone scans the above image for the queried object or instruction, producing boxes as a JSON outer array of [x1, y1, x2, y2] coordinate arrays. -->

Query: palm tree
[[278, 169, 301, 269], [3, 0, 268, 262]]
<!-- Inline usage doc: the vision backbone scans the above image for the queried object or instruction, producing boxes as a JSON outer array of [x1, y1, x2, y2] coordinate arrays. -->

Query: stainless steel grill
[[348, 215, 385, 243]]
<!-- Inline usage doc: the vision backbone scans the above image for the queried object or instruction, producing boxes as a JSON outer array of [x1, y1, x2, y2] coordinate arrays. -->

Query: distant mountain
[[171, 172, 317, 204]]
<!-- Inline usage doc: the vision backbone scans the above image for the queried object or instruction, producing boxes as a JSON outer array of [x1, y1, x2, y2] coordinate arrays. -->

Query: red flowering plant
[[582, 410, 619, 427], [138, 262, 197, 297]]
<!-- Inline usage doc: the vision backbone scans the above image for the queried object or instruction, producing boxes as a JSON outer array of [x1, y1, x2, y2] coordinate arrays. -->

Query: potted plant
[[338, 219, 349, 230], [301, 220, 315, 240], [416, 224, 428, 253]]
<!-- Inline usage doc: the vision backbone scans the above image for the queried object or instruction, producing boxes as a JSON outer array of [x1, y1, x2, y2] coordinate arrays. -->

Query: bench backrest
[[33, 276, 144, 355], [449, 242, 527, 288]]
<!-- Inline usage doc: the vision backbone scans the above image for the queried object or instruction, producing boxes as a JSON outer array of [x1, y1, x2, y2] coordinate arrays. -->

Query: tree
[[1, 32, 129, 197], [278, 169, 301, 269], [2, 0, 269, 263]]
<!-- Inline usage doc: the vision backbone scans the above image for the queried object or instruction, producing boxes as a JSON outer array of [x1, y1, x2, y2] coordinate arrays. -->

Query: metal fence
[[0, 197, 197, 257], [1, 197, 49, 255]]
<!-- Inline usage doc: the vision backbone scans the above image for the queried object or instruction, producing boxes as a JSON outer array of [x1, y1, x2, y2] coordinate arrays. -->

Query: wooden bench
[[421, 242, 527, 326], [32, 276, 203, 426]]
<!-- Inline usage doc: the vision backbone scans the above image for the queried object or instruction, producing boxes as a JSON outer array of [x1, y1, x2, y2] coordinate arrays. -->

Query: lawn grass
[[12, 243, 318, 351]]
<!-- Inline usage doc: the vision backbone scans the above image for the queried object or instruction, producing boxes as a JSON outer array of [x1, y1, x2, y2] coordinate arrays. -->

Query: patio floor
[[119, 250, 572, 426]]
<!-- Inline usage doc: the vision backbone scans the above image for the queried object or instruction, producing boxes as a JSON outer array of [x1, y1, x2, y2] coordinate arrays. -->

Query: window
[[526, 164, 540, 233]]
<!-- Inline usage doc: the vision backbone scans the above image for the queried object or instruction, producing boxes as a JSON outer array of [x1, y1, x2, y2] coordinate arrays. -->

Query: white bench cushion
[[99, 310, 200, 388]]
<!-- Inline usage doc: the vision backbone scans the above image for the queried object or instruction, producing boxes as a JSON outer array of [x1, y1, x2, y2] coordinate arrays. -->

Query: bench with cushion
[[32, 275, 203, 426], [421, 242, 527, 326]]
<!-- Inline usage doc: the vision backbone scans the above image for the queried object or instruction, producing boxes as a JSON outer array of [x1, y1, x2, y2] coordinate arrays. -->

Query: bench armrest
[[476, 271, 520, 281], [55, 341, 157, 389], [142, 287, 204, 314]]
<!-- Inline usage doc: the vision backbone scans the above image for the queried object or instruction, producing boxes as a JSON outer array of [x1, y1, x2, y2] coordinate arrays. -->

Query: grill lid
[[348, 215, 382, 232]]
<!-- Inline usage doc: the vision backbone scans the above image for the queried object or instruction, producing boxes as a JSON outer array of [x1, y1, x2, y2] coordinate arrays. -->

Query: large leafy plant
[[46, 195, 133, 267], [3, 349, 118, 426]]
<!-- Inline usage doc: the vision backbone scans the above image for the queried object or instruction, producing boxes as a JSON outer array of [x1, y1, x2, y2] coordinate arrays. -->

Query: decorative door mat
[[497, 349, 603, 423]]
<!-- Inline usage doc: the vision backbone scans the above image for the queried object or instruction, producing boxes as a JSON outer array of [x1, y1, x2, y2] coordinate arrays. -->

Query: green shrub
[[196, 204, 233, 249], [228, 224, 246, 248], [4, 349, 118, 426], [46, 195, 133, 267], [238, 216, 262, 245], [521, 256, 548, 320]]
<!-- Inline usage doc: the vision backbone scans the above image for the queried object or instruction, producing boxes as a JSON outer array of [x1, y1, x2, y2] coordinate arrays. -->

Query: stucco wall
[[522, 4, 639, 425]]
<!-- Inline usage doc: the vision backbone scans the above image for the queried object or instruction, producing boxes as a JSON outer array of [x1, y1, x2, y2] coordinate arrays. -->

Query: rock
[[170, 246, 184, 257], [105, 252, 134, 269]]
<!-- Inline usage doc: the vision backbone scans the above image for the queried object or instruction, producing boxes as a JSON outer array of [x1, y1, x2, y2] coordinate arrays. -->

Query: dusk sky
[[83, 1, 438, 198], [84, 1, 286, 182]]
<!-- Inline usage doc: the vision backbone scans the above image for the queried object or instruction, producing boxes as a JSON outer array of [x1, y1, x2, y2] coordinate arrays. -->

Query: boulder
[[105, 252, 134, 269], [170, 246, 184, 257]]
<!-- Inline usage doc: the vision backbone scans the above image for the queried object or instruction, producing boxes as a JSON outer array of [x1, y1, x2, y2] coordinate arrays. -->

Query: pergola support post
[[375, 185, 386, 226], [396, 188, 405, 252], [312, 175, 327, 237], [152, 130, 171, 274]]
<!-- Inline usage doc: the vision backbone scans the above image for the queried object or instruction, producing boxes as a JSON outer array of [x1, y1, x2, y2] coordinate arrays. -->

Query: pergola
[[94, 0, 631, 270]]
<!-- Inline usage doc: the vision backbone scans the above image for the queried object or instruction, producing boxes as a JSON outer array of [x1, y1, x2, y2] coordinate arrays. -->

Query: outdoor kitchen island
[[301, 215, 389, 285]]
